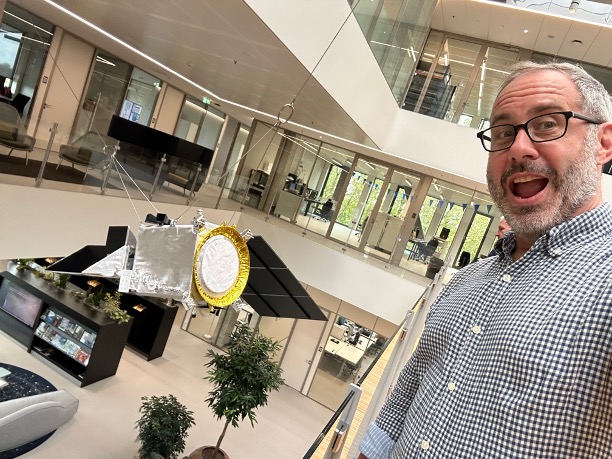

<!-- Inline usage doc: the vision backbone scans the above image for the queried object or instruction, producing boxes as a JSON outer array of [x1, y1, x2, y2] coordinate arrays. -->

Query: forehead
[[491, 70, 581, 121]]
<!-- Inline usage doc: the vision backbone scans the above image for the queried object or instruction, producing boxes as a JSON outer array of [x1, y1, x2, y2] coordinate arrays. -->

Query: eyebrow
[[491, 104, 567, 125]]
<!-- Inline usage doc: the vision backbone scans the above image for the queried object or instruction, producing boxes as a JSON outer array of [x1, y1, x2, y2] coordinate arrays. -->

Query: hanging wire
[[290, 0, 363, 104]]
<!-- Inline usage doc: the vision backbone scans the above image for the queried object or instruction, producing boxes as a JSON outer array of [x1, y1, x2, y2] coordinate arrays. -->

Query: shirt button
[[421, 439, 430, 451], [471, 325, 481, 335], [502, 274, 512, 282], [447, 381, 456, 391]]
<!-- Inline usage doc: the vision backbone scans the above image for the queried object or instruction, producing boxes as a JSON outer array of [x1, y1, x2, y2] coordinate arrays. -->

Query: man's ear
[[596, 122, 612, 166]]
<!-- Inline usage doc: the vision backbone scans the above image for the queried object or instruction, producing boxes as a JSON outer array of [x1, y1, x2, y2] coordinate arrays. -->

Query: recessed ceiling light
[[547, 34, 555, 39], [571, 39, 583, 46], [523, 29, 528, 33]]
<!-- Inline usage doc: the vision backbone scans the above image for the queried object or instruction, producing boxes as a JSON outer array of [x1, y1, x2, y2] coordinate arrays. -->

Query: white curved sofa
[[0, 389, 79, 451]]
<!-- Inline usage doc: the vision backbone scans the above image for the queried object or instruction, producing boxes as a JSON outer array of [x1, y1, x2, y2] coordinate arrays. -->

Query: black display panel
[[0, 278, 44, 328]]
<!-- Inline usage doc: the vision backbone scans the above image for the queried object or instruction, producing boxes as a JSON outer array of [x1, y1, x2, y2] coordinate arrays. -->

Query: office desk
[[303, 199, 322, 216], [324, 337, 365, 378], [325, 336, 345, 355], [407, 239, 426, 261]]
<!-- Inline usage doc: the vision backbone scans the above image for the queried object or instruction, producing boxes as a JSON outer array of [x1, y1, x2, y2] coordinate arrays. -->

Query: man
[[359, 61, 612, 458], [495, 216, 510, 239], [487, 217, 511, 257]]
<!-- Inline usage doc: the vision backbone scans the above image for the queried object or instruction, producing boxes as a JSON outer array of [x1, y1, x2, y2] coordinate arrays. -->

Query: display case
[[0, 266, 132, 387]]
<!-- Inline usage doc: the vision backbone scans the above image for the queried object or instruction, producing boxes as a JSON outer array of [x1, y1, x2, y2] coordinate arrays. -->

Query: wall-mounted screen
[[0, 279, 43, 328]]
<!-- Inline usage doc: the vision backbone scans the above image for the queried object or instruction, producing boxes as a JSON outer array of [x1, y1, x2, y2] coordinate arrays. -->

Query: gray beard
[[486, 133, 599, 241]]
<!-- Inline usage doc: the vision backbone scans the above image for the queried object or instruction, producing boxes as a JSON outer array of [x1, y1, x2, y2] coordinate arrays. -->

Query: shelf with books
[[34, 309, 94, 367], [1, 265, 132, 387]]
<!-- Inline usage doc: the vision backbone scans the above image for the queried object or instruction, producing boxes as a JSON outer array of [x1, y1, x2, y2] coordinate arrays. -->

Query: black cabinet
[[68, 276, 178, 361], [0, 266, 131, 387], [117, 290, 177, 361]]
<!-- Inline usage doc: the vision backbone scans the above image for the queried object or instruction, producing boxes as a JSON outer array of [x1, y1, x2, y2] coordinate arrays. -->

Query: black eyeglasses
[[476, 111, 601, 153]]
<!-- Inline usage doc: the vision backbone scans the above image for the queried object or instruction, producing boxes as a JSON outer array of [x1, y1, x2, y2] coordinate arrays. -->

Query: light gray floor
[[0, 310, 332, 458]]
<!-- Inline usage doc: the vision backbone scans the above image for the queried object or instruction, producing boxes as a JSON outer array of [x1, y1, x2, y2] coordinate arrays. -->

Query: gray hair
[[496, 61, 612, 123]]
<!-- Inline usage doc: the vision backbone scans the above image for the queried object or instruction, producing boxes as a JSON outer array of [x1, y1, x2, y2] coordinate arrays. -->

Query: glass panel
[[73, 53, 132, 140], [73, 52, 161, 142], [295, 142, 355, 238], [403, 30, 444, 112], [122, 67, 160, 126], [212, 124, 249, 191], [401, 178, 473, 274], [331, 158, 388, 250], [455, 212, 492, 267], [363, 168, 418, 263], [307, 315, 386, 409], [437, 38, 482, 121], [352, 0, 438, 102], [459, 46, 520, 129], [175, 96, 225, 151], [0, 3, 54, 123], [229, 120, 281, 210]]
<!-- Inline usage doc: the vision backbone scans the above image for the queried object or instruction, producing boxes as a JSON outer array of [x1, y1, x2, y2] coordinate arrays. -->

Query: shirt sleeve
[[359, 422, 395, 459]]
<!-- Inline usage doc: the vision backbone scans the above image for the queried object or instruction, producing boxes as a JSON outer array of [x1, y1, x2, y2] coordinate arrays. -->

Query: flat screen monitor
[[0, 279, 44, 328]]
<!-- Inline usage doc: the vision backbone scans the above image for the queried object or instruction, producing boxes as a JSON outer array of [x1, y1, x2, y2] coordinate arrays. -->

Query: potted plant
[[189, 323, 284, 459], [135, 394, 195, 459]]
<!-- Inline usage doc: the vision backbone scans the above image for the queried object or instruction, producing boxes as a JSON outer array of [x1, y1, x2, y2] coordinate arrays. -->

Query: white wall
[[152, 83, 184, 134], [246, 0, 399, 147], [30, 30, 95, 148]]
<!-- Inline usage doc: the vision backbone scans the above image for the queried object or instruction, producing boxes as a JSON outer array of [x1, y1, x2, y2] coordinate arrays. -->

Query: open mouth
[[509, 175, 549, 200]]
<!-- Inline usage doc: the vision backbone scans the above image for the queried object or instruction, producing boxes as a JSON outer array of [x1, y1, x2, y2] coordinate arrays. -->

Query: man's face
[[495, 220, 510, 239], [486, 70, 601, 240]]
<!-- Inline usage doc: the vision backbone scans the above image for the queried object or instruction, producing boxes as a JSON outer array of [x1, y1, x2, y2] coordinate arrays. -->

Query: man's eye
[[533, 119, 558, 131], [494, 128, 514, 139]]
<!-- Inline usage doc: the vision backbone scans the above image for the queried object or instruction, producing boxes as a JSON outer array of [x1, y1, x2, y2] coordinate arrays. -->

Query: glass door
[[454, 212, 493, 267], [330, 158, 388, 249]]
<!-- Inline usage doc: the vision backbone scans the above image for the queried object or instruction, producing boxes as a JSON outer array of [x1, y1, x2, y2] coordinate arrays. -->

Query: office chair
[[11, 94, 31, 116], [420, 238, 439, 263]]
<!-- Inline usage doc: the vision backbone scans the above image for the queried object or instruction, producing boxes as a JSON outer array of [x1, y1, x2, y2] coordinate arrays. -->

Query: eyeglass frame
[[476, 111, 601, 153]]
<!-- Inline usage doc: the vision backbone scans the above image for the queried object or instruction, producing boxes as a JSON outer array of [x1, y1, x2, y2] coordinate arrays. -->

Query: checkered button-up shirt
[[360, 203, 612, 458]]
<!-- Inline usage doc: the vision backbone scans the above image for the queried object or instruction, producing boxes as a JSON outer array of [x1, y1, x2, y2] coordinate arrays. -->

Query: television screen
[[0, 279, 44, 328]]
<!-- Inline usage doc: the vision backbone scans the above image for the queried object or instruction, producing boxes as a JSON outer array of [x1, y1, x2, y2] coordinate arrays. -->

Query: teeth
[[513, 175, 540, 183]]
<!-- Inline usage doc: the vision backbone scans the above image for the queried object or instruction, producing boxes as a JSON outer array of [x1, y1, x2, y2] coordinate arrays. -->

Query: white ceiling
[[20, 0, 376, 147], [432, 0, 612, 68]]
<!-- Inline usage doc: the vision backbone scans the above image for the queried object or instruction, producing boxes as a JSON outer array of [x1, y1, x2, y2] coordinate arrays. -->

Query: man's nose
[[507, 127, 540, 161]]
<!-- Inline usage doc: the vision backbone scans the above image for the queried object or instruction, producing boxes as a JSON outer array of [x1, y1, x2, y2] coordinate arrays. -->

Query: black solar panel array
[[244, 236, 327, 320]]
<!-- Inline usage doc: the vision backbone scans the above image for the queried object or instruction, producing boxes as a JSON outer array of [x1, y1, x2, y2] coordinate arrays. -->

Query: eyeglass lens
[[482, 112, 568, 151]]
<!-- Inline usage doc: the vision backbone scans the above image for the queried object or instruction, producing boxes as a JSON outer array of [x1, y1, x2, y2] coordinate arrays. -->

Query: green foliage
[[43, 271, 56, 282], [15, 258, 34, 270], [54, 273, 71, 289], [136, 394, 195, 459], [72, 291, 86, 301], [102, 291, 130, 324], [457, 212, 493, 262], [88, 288, 105, 307], [205, 323, 284, 450]]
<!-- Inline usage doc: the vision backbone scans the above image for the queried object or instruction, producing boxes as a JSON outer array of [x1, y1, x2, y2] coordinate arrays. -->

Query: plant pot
[[188, 446, 229, 459]]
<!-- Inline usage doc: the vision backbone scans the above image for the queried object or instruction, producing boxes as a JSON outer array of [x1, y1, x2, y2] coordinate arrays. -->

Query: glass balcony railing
[[302, 290, 428, 458]]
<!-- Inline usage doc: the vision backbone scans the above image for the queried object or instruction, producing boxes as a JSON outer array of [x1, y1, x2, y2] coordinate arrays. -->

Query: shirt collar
[[493, 203, 612, 259]]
